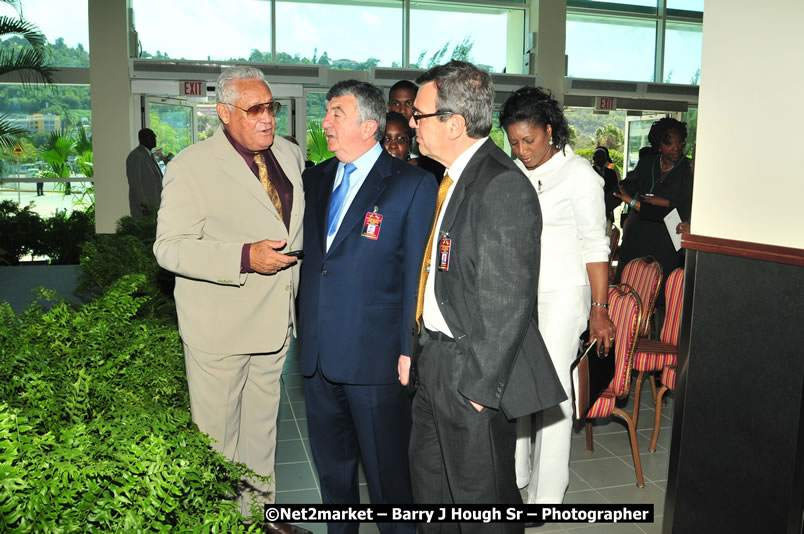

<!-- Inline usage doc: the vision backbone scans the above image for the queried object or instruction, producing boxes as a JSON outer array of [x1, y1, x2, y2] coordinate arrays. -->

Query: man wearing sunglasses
[[401, 61, 565, 533], [154, 66, 305, 531], [297, 80, 436, 534]]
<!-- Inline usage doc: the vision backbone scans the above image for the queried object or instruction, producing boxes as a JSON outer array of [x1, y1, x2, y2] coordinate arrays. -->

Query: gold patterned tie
[[253, 153, 283, 220], [415, 173, 454, 330]]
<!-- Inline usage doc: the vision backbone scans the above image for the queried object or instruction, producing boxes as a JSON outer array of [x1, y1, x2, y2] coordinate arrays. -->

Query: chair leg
[[585, 421, 594, 452], [613, 407, 646, 488], [649, 374, 658, 403], [632, 370, 645, 428], [649, 386, 669, 453]]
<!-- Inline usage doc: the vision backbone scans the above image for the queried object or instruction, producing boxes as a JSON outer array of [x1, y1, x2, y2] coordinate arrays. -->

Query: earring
[[549, 139, 553, 146]]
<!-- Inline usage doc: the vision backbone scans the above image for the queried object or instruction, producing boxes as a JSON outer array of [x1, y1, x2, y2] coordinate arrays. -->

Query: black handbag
[[570, 330, 616, 420]]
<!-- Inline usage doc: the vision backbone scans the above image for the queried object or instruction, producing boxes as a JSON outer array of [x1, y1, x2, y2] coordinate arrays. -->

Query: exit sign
[[181, 80, 205, 96], [595, 96, 617, 111]]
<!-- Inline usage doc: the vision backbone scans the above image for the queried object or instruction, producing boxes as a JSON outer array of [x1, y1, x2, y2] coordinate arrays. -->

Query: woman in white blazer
[[501, 86, 616, 506]]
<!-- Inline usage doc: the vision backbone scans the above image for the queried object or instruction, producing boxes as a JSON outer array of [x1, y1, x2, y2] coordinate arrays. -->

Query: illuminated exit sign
[[181, 80, 205, 96], [595, 96, 617, 111]]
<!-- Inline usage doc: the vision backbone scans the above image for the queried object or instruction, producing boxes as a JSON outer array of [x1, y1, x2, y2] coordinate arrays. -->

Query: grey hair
[[416, 60, 494, 138], [326, 80, 386, 143], [215, 66, 269, 104]]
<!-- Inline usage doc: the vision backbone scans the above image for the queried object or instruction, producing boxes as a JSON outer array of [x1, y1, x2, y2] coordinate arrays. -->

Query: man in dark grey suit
[[400, 61, 566, 533], [126, 127, 162, 218]]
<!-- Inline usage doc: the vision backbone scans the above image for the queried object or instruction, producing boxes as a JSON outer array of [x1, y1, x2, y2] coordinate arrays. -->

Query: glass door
[[624, 113, 665, 174], [144, 97, 195, 170]]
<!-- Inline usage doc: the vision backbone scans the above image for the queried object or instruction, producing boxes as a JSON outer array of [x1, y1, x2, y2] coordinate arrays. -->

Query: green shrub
[[75, 213, 175, 320], [43, 206, 96, 265], [0, 200, 48, 265], [0, 277, 261, 532]]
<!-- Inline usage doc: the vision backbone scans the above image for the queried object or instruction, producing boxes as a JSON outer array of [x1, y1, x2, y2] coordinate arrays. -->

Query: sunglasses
[[226, 101, 282, 119], [411, 110, 453, 125]]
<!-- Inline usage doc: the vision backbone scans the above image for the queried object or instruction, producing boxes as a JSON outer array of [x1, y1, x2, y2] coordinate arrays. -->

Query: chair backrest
[[659, 268, 685, 345], [607, 284, 643, 398], [620, 256, 663, 337]]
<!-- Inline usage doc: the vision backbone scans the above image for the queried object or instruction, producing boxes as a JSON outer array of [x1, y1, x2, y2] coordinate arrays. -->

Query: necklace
[[651, 155, 684, 193]]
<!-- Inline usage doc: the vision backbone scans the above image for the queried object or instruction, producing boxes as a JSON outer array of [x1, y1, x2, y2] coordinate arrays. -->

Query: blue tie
[[327, 163, 357, 238]]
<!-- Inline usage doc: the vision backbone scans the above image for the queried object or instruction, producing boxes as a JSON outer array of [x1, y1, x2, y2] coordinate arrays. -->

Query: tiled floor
[[276, 340, 674, 534]]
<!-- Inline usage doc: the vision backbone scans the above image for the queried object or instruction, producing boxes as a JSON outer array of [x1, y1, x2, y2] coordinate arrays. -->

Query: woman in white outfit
[[500, 86, 616, 505]]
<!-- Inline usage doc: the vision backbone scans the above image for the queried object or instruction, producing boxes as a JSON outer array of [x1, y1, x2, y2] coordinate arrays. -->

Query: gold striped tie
[[253, 153, 283, 220], [415, 173, 454, 330]]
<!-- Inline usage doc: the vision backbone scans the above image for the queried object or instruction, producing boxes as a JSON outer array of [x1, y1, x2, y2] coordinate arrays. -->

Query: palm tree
[[0, 0, 56, 149]]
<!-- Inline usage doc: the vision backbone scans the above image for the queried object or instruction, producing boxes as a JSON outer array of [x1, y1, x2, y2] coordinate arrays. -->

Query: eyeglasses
[[225, 101, 282, 119], [383, 135, 410, 145], [411, 110, 453, 125]]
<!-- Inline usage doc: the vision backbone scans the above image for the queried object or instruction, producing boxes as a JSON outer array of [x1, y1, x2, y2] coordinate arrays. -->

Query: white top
[[516, 145, 610, 293], [423, 137, 488, 337], [326, 142, 383, 251]]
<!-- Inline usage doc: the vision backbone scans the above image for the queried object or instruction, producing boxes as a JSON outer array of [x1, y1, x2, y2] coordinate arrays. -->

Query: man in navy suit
[[298, 80, 436, 534]]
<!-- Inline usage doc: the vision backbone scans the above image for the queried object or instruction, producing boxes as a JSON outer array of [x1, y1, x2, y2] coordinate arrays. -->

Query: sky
[[0, 0, 702, 81]]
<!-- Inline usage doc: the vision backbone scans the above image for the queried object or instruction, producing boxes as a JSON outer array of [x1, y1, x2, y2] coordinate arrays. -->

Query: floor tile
[[291, 400, 307, 418], [565, 522, 645, 533], [571, 432, 615, 459], [275, 462, 318, 492], [278, 402, 294, 421], [570, 457, 643, 489], [597, 482, 666, 517], [276, 439, 310, 464], [297, 418, 309, 439], [286, 385, 306, 402], [635, 516, 664, 534], [591, 428, 653, 460], [631, 450, 670, 483], [277, 418, 302, 441], [563, 489, 608, 505], [567, 468, 593, 492], [292, 523, 326, 534], [282, 373, 305, 388], [275, 488, 321, 504]]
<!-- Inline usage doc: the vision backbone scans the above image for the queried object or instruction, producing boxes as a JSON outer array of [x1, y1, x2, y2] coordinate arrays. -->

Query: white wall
[[692, 0, 804, 249]]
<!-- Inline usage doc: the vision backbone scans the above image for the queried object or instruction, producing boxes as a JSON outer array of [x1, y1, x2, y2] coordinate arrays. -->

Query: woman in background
[[500, 86, 615, 506], [613, 117, 693, 283]]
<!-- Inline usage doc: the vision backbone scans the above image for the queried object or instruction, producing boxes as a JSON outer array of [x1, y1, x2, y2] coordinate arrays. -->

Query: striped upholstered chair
[[649, 364, 677, 453], [631, 268, 685, 427], [585, 284, 645, 488], [620, 256, 663, 339]]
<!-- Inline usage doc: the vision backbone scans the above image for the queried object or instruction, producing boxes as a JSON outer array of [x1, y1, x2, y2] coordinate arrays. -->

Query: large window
[[567, 1, 703, 84], [132, 0, 271, 62], [277, 0, 402, 69], [0, 84, 93, 217], [410, 2, 521, 73], [0, 0, 89, 67], [663, 21, 702, 84], [566, 14, 656, 81]]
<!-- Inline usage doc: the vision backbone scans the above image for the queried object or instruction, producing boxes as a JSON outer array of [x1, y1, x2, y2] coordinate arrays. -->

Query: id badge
[[438, 236, 451, 271], [362, 210, 383, 240]]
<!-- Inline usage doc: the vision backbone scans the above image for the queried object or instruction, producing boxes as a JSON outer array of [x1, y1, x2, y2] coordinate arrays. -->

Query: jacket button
[[321, 269, 328, 276]]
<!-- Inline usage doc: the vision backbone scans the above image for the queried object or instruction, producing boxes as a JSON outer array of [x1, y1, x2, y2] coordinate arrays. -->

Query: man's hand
[[250, 239, 297, 275], [398, 355, 411, 386]]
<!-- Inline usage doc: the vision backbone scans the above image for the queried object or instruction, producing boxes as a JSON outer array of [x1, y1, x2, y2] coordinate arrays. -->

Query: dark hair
[[594, 146, 612, 163], [648, 117, 687, 148], [138, 128, 155, 145], [326, 80, 386, 143], [385, 111, 413, 138], [416, 60, 494, 139], [389, 80, 417, 96], [499, 86, 570, 151]]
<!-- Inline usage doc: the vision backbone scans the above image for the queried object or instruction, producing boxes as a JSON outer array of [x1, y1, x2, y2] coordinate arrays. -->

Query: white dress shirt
[[516, 145, 609, 293], [326, 142, 383, 251], [423, 137, 488, 336]]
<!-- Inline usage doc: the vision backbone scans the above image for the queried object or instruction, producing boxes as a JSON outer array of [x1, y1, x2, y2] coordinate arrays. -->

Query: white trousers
[[515, 285, 590, 504], [183, 328, 290, 517]]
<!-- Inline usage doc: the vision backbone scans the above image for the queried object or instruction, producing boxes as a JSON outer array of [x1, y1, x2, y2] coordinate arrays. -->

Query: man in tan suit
[[154, 66, 304, 526]]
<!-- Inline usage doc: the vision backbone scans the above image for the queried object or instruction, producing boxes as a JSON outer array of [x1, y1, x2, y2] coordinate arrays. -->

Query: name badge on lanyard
[[438, 235, 451, 271], [362, 206, 383, 240]]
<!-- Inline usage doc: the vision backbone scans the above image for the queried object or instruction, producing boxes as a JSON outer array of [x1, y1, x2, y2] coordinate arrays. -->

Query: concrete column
[[89, 0, 135, 233], [529, 0, 567, 102]]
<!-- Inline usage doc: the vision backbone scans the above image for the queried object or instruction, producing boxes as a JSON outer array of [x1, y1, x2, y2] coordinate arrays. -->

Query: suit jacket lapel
[[326, 151, 392, 255], [272, 139, 304, 239], [211, 127, 276, 215], [438, 138, 494, 233], [315, 158, 339, 253]]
